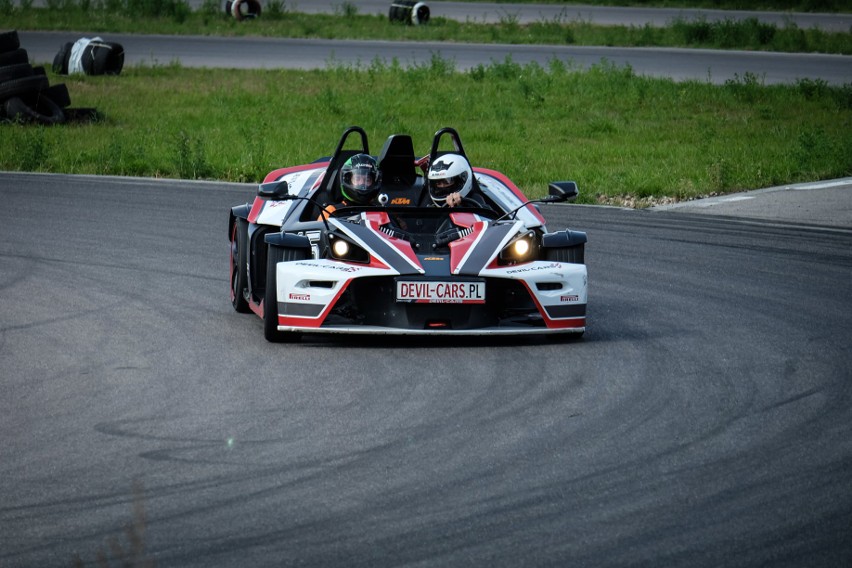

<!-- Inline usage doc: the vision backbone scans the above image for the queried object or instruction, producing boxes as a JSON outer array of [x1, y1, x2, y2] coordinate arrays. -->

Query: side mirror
[[548, 181, 578, 203], [257, 180, 290, 199]]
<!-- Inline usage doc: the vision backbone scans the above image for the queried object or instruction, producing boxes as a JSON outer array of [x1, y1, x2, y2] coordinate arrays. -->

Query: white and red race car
[[228, 126, 588, 342]]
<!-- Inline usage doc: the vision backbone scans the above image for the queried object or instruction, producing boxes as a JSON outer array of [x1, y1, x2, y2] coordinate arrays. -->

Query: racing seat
[[377, 134, 424, 206]]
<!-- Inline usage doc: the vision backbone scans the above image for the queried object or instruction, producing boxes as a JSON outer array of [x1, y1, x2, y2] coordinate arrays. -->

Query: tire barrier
[[52, 42, 72, 75], [389, 1, 430, 25], [0, 30, 100, 125], [0, 48, 28, 67], [224, 0, 262, 20], [44, 83, 71, 109], [0, 75, 48, 102], [54, 37, 125, 76], [4, 94, 66, 125], [0, 62, 33, 84], [0, 30, 20, 53]]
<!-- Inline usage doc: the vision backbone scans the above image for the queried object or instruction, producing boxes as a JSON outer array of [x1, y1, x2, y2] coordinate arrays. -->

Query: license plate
[[396, 281, 486, 304]]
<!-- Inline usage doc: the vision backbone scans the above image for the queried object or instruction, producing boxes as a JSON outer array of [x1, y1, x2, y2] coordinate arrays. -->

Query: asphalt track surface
[[225, 0, 852, 31], [17, 0, 852, 30], [17, 30, 852, 86], [1, 172, 851, 566], [654, 177, 852, 228]]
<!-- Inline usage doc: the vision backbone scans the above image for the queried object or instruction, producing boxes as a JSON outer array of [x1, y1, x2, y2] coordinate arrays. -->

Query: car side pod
[[542, 230, 588, 248]]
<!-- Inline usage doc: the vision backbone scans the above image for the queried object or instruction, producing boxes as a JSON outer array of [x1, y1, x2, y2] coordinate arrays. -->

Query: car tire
[[230, 218, 251, 313], [80, 43, 96, 75], [44, 83, 71, 108], [545, 243, 585, 264], [0, 63, 34, 84], [264, 243, 307, 343], [0, 48, 28, 67], [4, 94, 66, 125], [0, 30, 20, 53], [230, 0, 261, 20], [0, 75, 48, 102], [53, 42, 73, 74], [88, 41, 124, 75], [389, 1, 430, 25]]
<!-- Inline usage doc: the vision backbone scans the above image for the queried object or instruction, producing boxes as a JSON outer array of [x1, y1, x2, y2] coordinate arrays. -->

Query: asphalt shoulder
[[650, 177, 852, 229]]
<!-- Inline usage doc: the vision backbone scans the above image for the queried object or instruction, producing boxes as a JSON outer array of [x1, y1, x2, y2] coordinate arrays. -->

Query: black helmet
[[340, 154, 381, 204]]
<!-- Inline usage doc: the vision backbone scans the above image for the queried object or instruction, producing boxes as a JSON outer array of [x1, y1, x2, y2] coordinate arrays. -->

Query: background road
[[19, 30, 852, 84], [1, 172, 851, 566], [202, 0, 852, 31], [18, 0, 852, 30]]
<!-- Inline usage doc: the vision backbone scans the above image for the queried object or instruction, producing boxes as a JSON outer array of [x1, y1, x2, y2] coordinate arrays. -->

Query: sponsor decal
[[505, 262, 560, 275], [289, 293, 311, 301], [431, 158, 454, 173], [267, 200, 290, 208], [390, 197, 411, 205], [293, 261, 361, 273], [423, 257, 445, 261], [560, 295, 579, 302]]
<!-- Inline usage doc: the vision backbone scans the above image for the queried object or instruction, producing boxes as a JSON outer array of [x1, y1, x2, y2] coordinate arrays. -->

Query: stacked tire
[[389, 1, 430, 25], [224, 0, 262, 20], [0, 30, 69, 125], [53, 37, 124, 76]]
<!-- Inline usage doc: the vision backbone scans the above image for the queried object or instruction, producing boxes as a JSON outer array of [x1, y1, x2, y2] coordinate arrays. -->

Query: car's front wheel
[[264, 244, 309, 343], [230, 218, 251, 313]]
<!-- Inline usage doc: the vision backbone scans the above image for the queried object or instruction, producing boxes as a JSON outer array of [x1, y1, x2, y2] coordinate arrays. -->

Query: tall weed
[[13, 126, 51, 171], [173, 131, 212, 179]]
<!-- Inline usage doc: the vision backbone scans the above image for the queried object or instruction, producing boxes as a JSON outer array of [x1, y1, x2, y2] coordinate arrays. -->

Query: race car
[[228, 126, 588, 342]]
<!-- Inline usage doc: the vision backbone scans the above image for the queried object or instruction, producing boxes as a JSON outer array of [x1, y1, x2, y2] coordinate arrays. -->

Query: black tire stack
[[224, 0, 262, 20], [53, 38, 124, 76], [0, 30, 71, 125], [389, 1, 430, 25], [1, 30, 102, 124]]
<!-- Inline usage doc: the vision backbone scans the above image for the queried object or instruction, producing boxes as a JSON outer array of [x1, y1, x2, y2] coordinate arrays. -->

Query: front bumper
[[275, 260, 587, 335]]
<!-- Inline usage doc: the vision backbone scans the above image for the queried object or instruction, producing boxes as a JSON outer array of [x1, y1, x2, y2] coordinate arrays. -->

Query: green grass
[[3, 59, 850, 204], [4, 3, 852, 55]]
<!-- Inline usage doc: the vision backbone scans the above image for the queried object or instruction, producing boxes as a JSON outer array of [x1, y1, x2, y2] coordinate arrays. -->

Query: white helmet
[[428, 153, 472, 206]]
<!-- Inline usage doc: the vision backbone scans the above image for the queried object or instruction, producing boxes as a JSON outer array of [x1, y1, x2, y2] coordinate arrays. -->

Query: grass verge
[[3, 3, 852, 55], [2, 58, 850, 205]]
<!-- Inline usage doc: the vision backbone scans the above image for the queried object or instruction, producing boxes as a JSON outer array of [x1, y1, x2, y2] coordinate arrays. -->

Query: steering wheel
[[459, 197, 481, 208]]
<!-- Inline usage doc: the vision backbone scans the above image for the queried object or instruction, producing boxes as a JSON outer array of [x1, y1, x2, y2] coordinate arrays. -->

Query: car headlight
[[328, 234, 370, 264], [498, 231, 539, 265], [332, 239, 350, 257]]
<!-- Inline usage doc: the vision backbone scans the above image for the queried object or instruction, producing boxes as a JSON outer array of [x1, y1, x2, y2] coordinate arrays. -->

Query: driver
[[318, 153, 382, 220], [427, 153, 485, 208]]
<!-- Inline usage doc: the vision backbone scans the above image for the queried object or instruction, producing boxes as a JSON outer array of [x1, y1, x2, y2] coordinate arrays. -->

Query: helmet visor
[[346, 167, 377, 190], [431, 175, 462, 198]]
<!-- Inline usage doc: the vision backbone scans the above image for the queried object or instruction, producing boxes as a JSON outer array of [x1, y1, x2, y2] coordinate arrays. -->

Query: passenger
[[427, 153, 485, 208], [318, 154, 382, 220]]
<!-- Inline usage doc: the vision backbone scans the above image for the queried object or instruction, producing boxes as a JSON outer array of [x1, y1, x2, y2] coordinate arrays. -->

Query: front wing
[[273, 258, 587, 335]]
